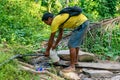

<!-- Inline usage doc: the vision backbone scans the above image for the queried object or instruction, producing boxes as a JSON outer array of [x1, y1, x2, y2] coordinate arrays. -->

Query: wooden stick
[[19, 65, 65, 80], [18, 62, 65, 80], [19, 65, 47, 74], [18, 61, 34, 69]]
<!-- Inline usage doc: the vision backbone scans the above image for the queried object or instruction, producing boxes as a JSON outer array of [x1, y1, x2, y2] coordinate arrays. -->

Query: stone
[[79, 73, 90, 80], [57, 50, 95, 62], [83, 69, 113, 78], [111, 76, 120, 80], [59, 71, 80, 80], [82, 78, 93, 80]]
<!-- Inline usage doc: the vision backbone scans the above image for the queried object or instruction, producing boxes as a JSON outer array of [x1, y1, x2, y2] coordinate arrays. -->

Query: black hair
[[42, 12, 54, 21]]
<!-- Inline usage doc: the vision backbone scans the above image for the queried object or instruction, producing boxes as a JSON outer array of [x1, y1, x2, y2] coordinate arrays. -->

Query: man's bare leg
[[62, 48, 76, 72], [70, 48, 76, 68], [75, 47, 79, 64]]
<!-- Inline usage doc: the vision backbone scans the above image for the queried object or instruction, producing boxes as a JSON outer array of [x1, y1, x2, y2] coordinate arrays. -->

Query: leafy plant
[[83, 24, 120, 60]]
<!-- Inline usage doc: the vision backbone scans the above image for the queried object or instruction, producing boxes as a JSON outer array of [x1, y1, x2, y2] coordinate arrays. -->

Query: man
[[42, 11, 89, 72]]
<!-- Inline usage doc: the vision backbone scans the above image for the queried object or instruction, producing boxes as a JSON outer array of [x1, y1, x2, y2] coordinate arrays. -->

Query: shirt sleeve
[[51, 14, 69, 33]]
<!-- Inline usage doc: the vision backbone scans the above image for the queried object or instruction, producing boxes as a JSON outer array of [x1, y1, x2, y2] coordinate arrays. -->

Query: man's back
[[51, 13, 88, 33]]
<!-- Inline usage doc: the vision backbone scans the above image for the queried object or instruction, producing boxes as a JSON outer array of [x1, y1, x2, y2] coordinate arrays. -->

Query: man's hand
[[44, 32, 56, 57], [52, 28, 63, 50], [45, 50, 50, 57]]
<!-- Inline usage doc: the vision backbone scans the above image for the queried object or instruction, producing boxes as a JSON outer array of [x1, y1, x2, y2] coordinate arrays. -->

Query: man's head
[[42, 12, 54, 25]]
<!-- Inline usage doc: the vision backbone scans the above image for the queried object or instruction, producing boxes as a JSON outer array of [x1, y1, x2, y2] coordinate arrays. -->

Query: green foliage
[[0, 0, 50, 45], [0, 1, 50, 79], [0, 44, 42, 79], [0, 0, 120, 80], [96, 0, 118, 19], [77, 0, 119, 21], [42, 0, 119, 21], [83, 25, 120, 60], [0, 62, 40, 80]]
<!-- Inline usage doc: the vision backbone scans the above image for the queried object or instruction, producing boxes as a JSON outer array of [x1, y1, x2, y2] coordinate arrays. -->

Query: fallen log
[[18, 61, 34, 69], [19, 65, 65, 80], [57, 60, 120, 71], [89, 17, 120, 30], [18, 61, 65, 80]]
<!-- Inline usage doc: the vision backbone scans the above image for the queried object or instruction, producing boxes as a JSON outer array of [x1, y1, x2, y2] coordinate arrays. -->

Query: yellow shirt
[[51, 13, 88, 33]]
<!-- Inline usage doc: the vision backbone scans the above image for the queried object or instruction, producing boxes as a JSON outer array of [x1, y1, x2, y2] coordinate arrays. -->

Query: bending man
[[42, 11, 89, 72]]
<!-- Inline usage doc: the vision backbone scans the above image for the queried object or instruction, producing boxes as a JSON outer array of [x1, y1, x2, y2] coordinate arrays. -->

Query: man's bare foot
[[62, 66, 75, 72]]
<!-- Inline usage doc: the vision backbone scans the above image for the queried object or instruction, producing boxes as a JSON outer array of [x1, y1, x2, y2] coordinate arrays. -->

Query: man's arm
[[45, 32, 56, 56], [52, 28, 63, 49]]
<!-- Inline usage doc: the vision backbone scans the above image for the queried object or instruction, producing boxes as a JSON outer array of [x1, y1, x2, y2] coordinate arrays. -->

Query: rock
[[30, 56, 50, 64], [111, 76, 120, 80], [59, 71, 80, 80], [83, 69, 113, 78], [79, 73, 89, 80], [82, 78, 93, 80], [57, 50, 95, 62]]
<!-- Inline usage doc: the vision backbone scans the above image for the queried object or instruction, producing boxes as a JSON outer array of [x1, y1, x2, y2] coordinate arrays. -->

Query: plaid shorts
[[68, 20, 89, 48]]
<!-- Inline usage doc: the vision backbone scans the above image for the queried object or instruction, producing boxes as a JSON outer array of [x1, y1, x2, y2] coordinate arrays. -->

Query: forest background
[[0, 0, 120, 80]]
